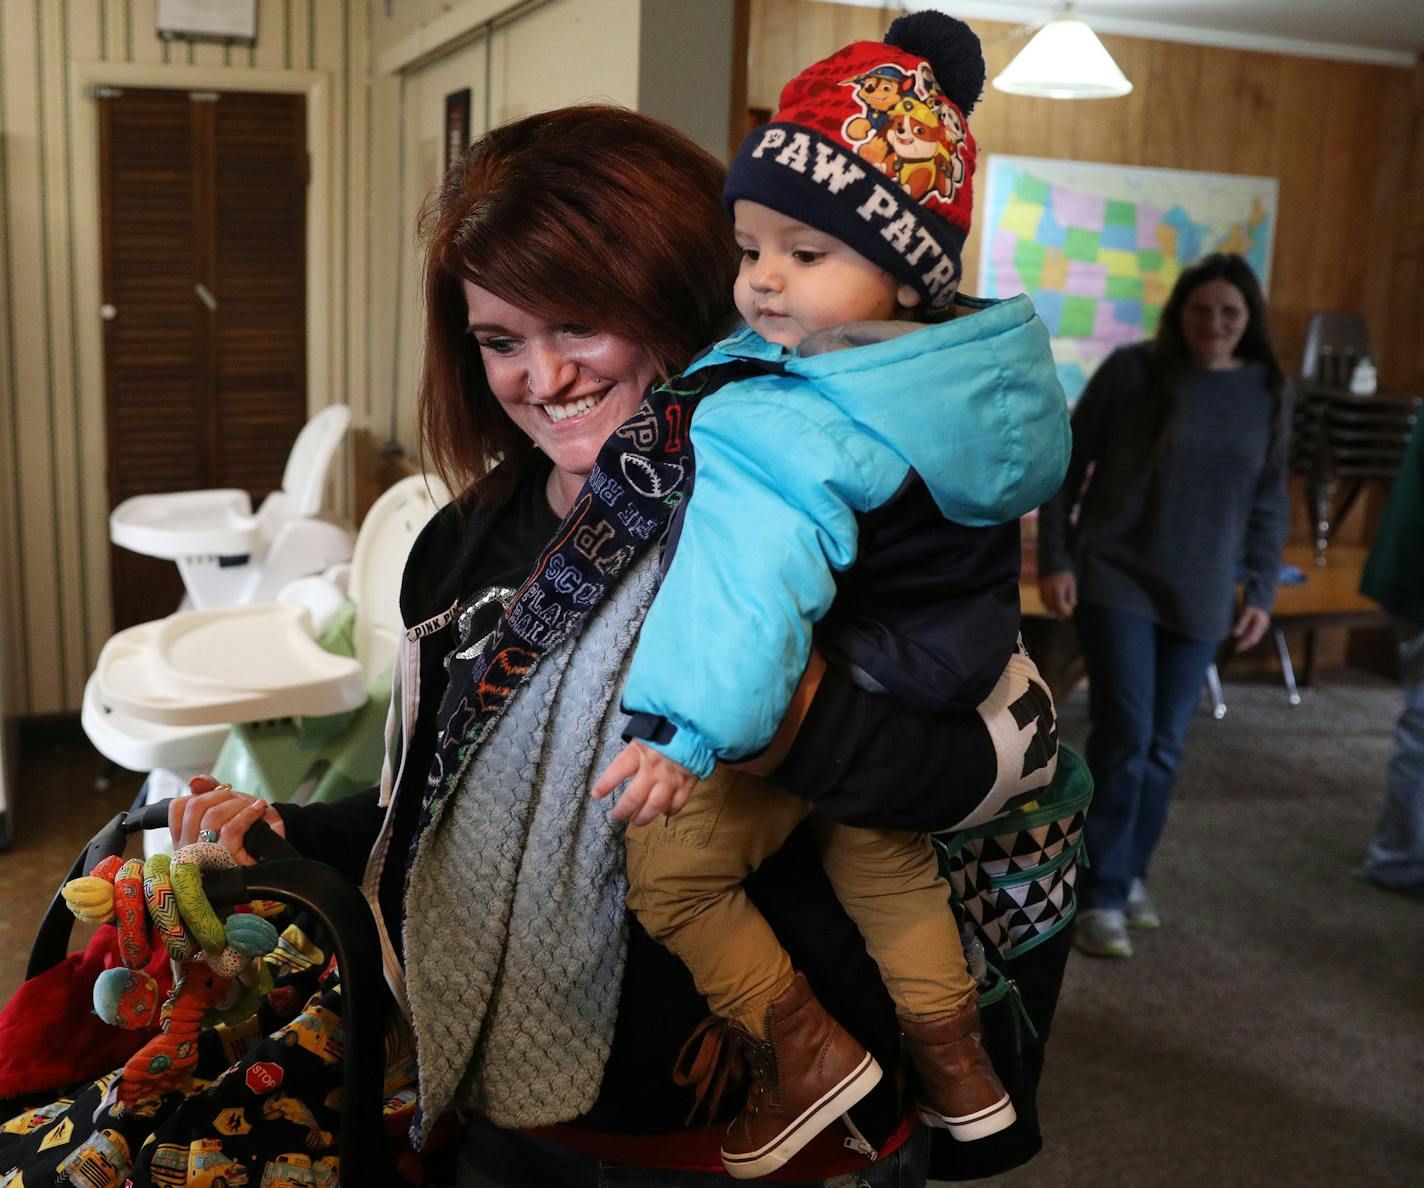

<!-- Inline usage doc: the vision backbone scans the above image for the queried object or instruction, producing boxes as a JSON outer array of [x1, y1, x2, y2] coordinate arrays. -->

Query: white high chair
[[109, 404, 355, 609], [83, 474, 448, 780]]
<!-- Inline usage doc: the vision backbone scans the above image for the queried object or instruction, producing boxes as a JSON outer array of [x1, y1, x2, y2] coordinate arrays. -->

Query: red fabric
[[0, 924, 172, 1100], [524, 1114, 915, 1180]]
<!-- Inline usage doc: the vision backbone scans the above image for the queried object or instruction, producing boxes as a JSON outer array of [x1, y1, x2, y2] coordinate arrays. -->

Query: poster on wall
[[978, 155, 1277, 404]]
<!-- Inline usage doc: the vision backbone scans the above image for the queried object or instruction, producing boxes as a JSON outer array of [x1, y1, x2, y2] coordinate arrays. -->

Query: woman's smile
[[463, 280, 658, 513], [540, 388, 609, 423]]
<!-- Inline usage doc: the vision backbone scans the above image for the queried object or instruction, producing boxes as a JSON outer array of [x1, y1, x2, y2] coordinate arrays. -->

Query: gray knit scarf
[[401, 550, 659, 1135]]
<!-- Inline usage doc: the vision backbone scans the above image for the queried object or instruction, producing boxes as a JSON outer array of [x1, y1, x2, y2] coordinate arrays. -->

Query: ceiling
[[854, 1, 1424, 65]]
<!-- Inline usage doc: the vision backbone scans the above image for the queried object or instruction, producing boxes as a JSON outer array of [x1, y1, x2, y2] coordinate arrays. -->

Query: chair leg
[[95, 758, 117, 793], [1273, 628, 1302, 706], [1204, 663, 1226, 720], [1309, 473, 1331, 566]]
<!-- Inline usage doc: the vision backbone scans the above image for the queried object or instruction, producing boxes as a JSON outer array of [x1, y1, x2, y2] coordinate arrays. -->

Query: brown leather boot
[[719, 973, 882, 1180], [900, 1002, 1016, 1141]]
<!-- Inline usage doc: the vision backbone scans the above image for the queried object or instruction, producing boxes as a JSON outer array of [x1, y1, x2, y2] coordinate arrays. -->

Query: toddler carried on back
[[591, 13, 1069, 1179]]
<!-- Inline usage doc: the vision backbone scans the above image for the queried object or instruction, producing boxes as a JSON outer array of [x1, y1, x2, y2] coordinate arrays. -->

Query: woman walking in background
[[1037, 253, 1291, 958]]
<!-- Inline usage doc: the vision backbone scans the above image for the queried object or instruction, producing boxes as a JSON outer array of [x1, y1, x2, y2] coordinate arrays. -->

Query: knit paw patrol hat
[[725, 11, 985, 315]]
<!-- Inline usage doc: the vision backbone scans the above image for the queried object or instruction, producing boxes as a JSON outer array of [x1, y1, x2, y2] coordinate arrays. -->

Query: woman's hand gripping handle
[[168, 775, 288, 867]]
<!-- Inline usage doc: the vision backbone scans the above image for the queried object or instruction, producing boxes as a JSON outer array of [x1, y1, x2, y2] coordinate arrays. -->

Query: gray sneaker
[[1127, 879, 1161, 930], [1074, 908, 1132, 958]]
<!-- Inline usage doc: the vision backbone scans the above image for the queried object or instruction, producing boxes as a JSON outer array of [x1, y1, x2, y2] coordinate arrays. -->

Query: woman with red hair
[[171, 103, 943, 1188], [5, 104, 1068, 1188]]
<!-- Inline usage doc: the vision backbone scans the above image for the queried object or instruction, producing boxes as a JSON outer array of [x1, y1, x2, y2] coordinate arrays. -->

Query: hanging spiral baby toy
[[60, 780, 281, 1107]]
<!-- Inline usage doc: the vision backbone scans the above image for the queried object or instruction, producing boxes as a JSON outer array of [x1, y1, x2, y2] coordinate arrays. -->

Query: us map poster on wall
[[978, 155, 1277, 404]]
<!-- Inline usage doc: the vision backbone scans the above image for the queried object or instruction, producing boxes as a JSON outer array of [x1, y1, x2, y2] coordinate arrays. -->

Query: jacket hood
[[690, 294, 1070, 525]]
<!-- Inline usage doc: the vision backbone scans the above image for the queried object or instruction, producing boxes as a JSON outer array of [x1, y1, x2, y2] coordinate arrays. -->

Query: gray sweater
[[1037, 342, 1291, 643]]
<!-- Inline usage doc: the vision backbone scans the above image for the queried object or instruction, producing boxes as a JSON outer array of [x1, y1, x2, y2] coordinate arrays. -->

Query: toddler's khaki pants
[[625, 765, 975, 1031]]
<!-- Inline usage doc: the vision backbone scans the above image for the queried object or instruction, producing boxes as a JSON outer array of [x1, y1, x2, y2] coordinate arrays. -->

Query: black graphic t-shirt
[[446, 469, 562, 669]]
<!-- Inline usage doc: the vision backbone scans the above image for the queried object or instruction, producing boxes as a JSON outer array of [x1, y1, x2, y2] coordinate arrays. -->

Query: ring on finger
[[198, 828, 220, 844]]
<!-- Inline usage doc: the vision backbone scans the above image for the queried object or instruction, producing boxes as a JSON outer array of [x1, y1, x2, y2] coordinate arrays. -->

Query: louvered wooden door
[[99, 88, 307, 631]]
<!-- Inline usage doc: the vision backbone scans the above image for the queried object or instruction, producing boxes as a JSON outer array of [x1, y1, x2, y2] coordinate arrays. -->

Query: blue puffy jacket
[[622, 293, 1071, 778]]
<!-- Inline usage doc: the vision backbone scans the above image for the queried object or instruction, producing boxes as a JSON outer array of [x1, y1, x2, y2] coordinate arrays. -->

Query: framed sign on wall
[[157, 0, 258, 44], [445, 88, 472, 175]]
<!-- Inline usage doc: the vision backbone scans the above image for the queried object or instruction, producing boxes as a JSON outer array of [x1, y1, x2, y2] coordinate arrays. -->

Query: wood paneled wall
[[748, 0, 1424, 391], [0, 0, 368, 715]]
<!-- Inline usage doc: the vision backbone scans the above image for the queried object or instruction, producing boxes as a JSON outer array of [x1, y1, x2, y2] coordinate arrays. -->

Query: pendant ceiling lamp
[[991, 7, 1133, 99]]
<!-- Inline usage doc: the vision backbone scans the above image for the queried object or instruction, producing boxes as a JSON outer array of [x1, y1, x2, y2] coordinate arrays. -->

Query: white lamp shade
[[992, 18, 1133, 99]]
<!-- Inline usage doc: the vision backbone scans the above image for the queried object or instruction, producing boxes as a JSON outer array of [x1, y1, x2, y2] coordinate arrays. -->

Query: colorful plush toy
[[61, 781, 281, 1107], [114, 961, 232, 1103]]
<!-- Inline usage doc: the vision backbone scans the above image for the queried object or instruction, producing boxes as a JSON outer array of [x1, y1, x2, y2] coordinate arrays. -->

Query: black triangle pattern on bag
[[940, 809, 1085, 959], [994, 858, 1078, 951], [976, 812, 1085, 879]]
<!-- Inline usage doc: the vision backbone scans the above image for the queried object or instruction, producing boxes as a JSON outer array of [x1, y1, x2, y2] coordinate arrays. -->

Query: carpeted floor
[[967, 669, 1424, 1188]]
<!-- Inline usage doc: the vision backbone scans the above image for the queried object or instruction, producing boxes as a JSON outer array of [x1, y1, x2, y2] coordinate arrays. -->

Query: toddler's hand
[[592, 741, 698, 826]]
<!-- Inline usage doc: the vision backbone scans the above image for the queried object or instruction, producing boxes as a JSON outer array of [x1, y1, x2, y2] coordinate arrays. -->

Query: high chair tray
[[81, 672, 228, 772], [110, 488, 259, 558], [95, 604, 366, 727]]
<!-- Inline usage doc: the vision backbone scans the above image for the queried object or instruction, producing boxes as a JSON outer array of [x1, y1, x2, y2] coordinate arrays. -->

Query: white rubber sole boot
[[918, 1091, 1017, 1141], [721, 1053, 882, 1179]]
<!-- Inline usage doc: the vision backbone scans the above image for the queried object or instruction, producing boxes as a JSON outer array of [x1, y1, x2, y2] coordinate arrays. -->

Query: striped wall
[[0, 0, 736, 717], [0, 0, 368, 715]]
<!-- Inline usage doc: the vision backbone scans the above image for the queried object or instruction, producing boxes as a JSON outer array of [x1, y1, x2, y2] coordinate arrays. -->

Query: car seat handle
[[132, 798, 299, 862], [26, 801, 387, 1185]]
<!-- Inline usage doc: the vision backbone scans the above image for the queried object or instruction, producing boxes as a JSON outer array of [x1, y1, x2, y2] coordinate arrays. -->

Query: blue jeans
[[1074, 603, 1221, 912], [455, 1117, 930, 1187], [1359, 624, 1424, 896]]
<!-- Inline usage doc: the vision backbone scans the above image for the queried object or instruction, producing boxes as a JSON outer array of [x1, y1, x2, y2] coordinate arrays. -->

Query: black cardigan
[[1037, 342, 1290, 641]]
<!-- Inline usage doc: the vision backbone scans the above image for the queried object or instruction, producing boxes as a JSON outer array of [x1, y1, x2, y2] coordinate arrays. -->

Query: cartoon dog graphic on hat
[[883, 93, 968, 202], [842, 65, 968, 202], [841, 64, 912, 168]]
